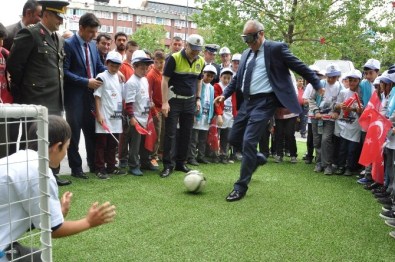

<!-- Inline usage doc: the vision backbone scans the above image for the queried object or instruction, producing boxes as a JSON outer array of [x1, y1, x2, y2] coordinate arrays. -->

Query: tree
[[193, 0, 393, 68], [130, 24, 167, 53]]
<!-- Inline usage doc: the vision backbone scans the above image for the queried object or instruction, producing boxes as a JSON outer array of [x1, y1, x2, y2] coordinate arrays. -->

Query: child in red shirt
[[147, 50, 165, 166]]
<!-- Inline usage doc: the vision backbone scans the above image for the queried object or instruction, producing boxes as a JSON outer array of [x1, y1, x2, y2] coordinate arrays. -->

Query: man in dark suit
[[63, 13, 106, 179], [214, 20, 324, 202], [7, 0, 71, 186], [4, 0, 42, 51]]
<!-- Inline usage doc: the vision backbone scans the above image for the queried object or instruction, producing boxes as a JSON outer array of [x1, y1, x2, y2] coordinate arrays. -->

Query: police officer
[[7, 0, 71, 186], [160, 34, 206, 178]]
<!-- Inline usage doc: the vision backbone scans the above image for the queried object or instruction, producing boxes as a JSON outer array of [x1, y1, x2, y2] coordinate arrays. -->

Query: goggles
[[241, 30, 263, 44]]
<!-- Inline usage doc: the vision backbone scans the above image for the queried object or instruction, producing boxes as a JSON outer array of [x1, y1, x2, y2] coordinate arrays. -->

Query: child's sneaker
[[111, 168, 126, 175], [335, 167, 345, 175], [274, 155, 283, 163], [324, 165, 333, 175], [96, 172, 110, 180], [343, 169, 353, 176], [290, 157, 297, 164], [357, 177, 372, 185], [314, 163, 323, 172], [129, 167, 143, 176], [389, 231, 395, 239]]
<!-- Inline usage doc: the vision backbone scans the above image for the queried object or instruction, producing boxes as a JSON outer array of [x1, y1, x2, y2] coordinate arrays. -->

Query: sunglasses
[[241, 30, 263, 44]]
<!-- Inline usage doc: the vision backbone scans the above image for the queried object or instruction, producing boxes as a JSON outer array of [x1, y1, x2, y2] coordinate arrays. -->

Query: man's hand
[[196, 99, 201, 112], [315, 112, 322, 119], [214, 96, 225, 105], [60, 191, 73, 218], [86, 202, 116, 228], [88, 78, 103, 90], [162, 102, 170, 118]]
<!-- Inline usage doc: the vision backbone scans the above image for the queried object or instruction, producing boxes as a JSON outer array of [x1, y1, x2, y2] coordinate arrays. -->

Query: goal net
[[0, 104, 52, 262]]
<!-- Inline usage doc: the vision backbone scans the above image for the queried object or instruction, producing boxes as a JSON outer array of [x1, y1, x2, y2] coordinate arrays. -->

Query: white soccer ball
[[184, 170, 206, 193]]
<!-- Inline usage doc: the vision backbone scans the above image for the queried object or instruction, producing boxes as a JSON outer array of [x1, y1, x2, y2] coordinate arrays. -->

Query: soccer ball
[[183, 170, 206, 193]]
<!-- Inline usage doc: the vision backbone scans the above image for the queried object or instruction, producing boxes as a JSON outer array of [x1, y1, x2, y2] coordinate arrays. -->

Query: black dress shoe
[[226, 190, 246, 202], [71, 172, 89, 179], [54, 175, 72, 186], [160, 168, 173, 178], [175, 164, 191, 173]]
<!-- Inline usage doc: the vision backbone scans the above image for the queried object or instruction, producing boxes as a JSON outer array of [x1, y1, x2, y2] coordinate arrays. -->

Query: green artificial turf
[[53, 144, 395, 261]]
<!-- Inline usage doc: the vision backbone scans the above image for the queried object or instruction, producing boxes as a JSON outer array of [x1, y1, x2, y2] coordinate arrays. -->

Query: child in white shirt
[[94, 52, 125, 179], [187, 65, 216, 165], [123, 50, 154, 176]]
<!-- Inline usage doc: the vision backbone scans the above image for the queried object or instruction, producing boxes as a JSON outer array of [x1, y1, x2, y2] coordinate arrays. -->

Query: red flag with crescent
[[358, 109, 392, 183], [144, 113, 157, 152]]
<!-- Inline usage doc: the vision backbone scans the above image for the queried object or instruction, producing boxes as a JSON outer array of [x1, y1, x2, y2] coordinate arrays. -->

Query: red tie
[[84, 43, 92, 78]]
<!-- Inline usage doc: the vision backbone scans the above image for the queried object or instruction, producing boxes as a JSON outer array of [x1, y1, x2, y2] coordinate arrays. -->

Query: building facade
[[64, 0, 201, 48]]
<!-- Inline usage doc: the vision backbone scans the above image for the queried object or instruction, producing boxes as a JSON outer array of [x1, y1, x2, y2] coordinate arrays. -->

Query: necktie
[[243, 50, 258, 98], [84, 43, 92, 78], [51, 33, 58, 48]]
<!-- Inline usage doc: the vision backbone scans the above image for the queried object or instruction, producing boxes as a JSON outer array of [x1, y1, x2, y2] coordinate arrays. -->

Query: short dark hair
[[79, 13, 101, 28], [96, 33, 111, 43], [126, 40, 138, 49], [28, 115, 72, 151], [0, 23, 7, 39], [153, 50, 165, 61], [172, 36, 182, 42], [363, 67, 379, 73], [22, 0, 40, 17], [114, 32, 127, 41]]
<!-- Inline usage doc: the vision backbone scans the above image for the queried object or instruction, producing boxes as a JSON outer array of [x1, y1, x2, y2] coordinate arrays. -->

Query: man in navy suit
[[215, 20, 324, 202], [64, 13, 106, 179]]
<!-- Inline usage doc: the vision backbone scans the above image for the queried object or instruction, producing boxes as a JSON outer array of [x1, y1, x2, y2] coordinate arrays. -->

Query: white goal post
[[0, 104, 52, 262]]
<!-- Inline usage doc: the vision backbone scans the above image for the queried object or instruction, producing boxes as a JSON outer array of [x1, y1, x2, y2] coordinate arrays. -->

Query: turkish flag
[[207, 118, 220, 152], [371, 160, 385, 184], [144, 113, 157, 152], [135, 122, 149, 135], [358, 92, 381, 130], [358, 109, 392, 182]]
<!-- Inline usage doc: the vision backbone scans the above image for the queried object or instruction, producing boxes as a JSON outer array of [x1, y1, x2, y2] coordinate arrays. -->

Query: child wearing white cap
[[124, 50, 154, 176], [187, 65, 217, 165], [214, 68, 236, 164], [309, 63, 344, 175], [219, 47, 232, 69], [93, 52, 125, 179], [333, 70, 363, 176], [357, 58, 381, 185]]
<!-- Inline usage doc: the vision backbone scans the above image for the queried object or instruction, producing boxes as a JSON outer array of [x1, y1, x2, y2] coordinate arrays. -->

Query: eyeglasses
[[241, 30, 263, 44]]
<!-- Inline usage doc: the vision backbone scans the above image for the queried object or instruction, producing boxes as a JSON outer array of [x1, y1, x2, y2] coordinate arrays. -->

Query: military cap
[[38, 0, 69, 19]]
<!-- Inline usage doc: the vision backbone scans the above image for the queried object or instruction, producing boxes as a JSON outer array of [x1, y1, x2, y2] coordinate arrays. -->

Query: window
[[116, 26, 133, 35], [155, 17, 164, 25], [94, 11, 113, 19], [174, 32, 185, 39], [165, 31, 170, 39], [117, 13, 133, 21], [100, 25, 113, 33], [174, 20, 186, 28], [191, 22, 197, 29]]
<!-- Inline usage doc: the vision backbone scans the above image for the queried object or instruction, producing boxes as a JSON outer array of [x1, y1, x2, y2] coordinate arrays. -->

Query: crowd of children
[[300, 59, 395, 239], [1, 20, 394, 237]]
